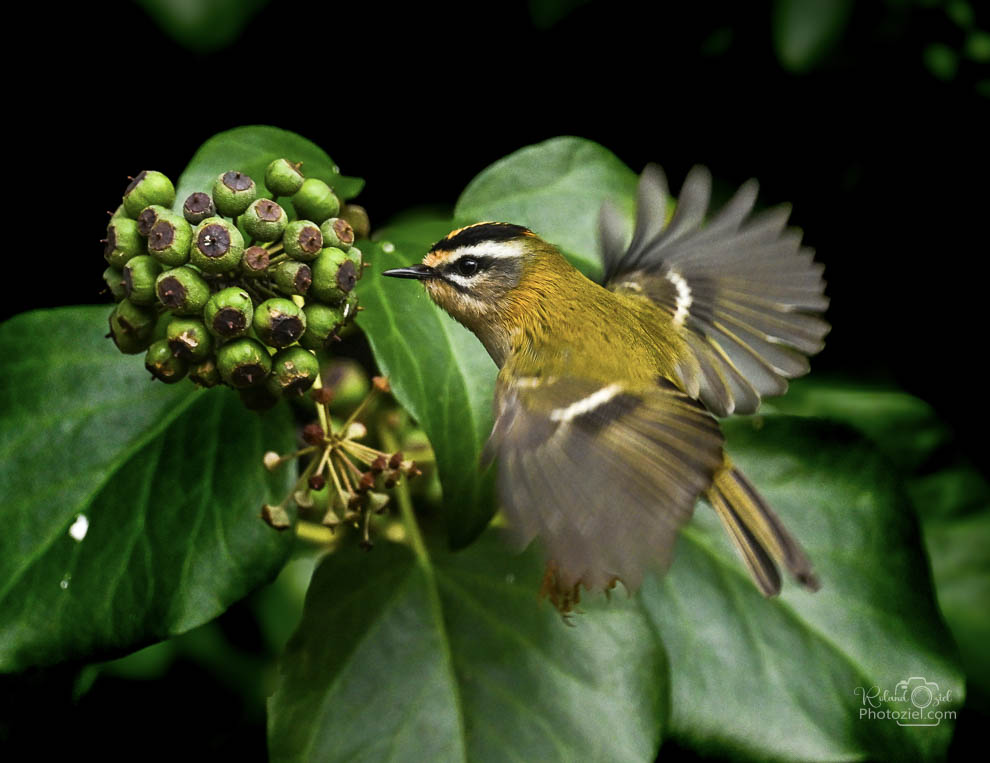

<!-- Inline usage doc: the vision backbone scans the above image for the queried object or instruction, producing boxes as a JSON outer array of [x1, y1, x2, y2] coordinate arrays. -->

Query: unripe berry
[[267, 347, 319, 396], [108, 299, 157, 354], [345, 245, 363, 277], [217, 337, 272, 388], [253, 298, 307, 348], [311, 247, 358, 304], [103, 267, 127, 301], [136, 204, 169, 237], [123, 171, 175, 218], [182, 192, 216, 225], [319, 217, 355, 250], [240, 245, 271, 278], [204, 287, 254, 339], [105, 217, 144, 268], [166, 318, 213, 361], [146, 212, 192, 266], [189, 217, 244, 273], [122, 255, 163, 305], [189, 357, 221, 388], [282, 220, 323, 262], [156, 266, 210, 315], [242, 198, 287, 242], [299, 302, 345, 350], [293, 178, 339, 223], [145, 338, 188, 383], [212, 170, 257, 217], [272, 260, 312, 295], [265, 158, 304, 197], [340, 204, 370, 240]]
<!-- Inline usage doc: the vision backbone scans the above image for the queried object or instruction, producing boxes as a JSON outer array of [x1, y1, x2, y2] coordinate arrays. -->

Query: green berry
[[104, 217, 144, 268], [110, 204, 130, 221], [345, 245, 363, 278], [189, 357, 221, 388], [136, 204, 169, 237], [282, 220, 323, 261], [145, 338, 187, 383], [265, 158, 304, 197], [299, 302, 345, 350], [204, 287, 254, 338], [253, 298, 307, 348], [242, 198, 287, 242], [342, 291, 360, 324], [166, 318, 213, 361], [272, 260, 312, 295], [217, 338, 272, 388], [293, 178, 339, 223], [121, 255, 163, 305], [340, 204, 370, 240], [189, 216, 244, 273], [319, 217, 355, 250], [240, 245, 271, 278], [146, 212, 192, 266], [311, 247, 358, 304], [267, 347, 319, 396], [123, 171, 175, 218], [108, 299, 157, 354], [156, 266, 210, 315], [180, 192, 214, 225], [103, 267, 127, 301], [212, 170, 257, 217]]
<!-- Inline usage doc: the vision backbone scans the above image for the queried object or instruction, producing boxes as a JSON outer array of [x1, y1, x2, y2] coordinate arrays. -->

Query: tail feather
[[705, 463, 820, 595]]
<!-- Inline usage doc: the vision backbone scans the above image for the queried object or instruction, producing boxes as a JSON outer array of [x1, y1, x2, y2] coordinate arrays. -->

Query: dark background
[[6, 0, 988, 758]]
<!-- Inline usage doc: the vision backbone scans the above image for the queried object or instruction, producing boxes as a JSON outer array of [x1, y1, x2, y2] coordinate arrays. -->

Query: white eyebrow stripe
[[549, 384, 623, 422], [667, 269, 692, 327], [449, 240, 527, 260]]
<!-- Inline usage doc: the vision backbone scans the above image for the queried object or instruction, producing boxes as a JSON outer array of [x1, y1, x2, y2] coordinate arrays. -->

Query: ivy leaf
[[0, 307, 295, 671], [454, 136, 638, 278], [134, 0, 271, 53], [356, 232, 498, 548], [268, 533, 666, 762], [642, 415, 964, 761], [173, 125, 364, 217]]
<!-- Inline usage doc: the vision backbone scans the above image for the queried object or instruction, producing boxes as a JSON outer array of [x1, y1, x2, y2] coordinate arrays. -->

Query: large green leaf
[[356, 233, 498, 547], [766, 378, 990, 699], [454, 136, 639, 277], [268, 534, 666, 762], [642, 415, 964, 760], [0, 307, 295, 671], [173, 125, 364, 216]]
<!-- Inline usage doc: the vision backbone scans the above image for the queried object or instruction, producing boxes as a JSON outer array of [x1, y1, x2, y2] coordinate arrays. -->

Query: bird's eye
[[455, 257, 480, 277]]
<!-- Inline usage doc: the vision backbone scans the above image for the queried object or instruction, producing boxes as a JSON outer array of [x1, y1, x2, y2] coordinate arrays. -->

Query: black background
[[5, 0, 989, 758]]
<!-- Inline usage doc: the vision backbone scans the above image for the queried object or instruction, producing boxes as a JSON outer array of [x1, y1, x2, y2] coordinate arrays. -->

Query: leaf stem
[[381, 427, 429, 566]]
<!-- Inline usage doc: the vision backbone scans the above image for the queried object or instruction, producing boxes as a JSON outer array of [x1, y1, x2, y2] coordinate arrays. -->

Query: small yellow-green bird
[[384, 165, 828, 611]]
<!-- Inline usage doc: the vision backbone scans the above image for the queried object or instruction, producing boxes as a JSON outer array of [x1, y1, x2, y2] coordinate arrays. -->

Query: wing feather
[[485, 375, 724, 594], [603, 164, 830, 415]]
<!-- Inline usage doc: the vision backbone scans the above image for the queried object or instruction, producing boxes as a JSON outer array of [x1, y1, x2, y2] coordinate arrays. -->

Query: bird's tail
[[705, 461, 820, 595]]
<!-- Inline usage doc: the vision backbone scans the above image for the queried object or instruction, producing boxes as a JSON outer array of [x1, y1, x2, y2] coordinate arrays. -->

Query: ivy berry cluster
[[103, 162, 365, 408]]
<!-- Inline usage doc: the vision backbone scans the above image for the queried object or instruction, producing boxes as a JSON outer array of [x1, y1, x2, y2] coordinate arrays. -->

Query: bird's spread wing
[[599, 164, 830, 416], [483, 373, 724, 603]]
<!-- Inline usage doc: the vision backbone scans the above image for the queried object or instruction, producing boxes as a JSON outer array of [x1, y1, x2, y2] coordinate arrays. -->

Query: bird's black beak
[[382, 264, 438, 280]]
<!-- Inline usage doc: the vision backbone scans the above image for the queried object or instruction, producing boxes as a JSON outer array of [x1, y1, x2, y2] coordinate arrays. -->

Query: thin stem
[[380, 427, 429, 565]]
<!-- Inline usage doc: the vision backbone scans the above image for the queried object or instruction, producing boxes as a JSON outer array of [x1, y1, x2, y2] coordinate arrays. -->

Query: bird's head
[[383, 222, 561, 344]]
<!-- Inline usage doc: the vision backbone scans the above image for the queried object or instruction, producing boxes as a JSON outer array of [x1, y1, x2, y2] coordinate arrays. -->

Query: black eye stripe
[[446, 255, 492, 278]]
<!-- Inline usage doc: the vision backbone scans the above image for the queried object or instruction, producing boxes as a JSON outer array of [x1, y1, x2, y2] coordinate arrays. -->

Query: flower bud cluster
[[102, 162, 368, 406], [261, 376, 423, 545]]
